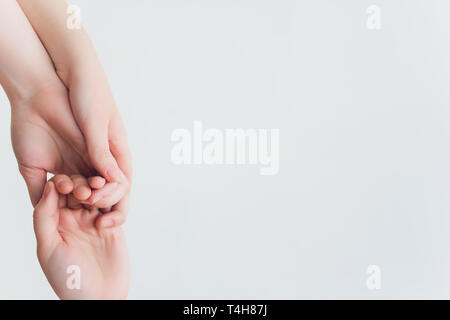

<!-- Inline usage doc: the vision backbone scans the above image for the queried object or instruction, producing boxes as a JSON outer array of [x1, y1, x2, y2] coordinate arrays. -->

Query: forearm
[[17, 0, 109, 88], [0, 0, 61, 105]]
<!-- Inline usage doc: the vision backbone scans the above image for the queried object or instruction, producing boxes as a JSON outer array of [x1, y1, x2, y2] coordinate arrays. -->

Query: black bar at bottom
[[0, 300, 442, 318]]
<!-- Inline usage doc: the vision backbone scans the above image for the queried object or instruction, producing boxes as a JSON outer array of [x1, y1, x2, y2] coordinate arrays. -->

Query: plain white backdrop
[[1, 0, 450, 299]]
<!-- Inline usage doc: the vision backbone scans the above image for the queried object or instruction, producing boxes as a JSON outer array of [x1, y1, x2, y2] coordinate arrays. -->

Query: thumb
[[19, 165, 47, 208], [86, 128, 122, 182], [33, 182, 61, 251]]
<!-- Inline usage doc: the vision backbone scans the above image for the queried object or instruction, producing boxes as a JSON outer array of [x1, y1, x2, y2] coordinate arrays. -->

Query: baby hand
[[52, 174, 126, 228]]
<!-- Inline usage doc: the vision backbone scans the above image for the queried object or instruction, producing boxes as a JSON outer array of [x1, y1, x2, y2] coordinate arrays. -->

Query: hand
[[33, 175, 130, 300], [11, 83, 128, 227], [14, 0, 133, 225], [11, 83, 92, 206], [67, 75, 132, 225]]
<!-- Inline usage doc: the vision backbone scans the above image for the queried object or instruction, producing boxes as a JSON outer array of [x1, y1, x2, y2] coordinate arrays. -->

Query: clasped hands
[[22, 86, 132, 299], [0, 0, 131, 299]]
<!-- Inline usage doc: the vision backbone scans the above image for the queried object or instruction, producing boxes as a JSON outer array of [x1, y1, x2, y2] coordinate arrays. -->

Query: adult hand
[[33, 177, 129, 299], [11, 82, 128, 228], [17, 0, 133, 226], [67, 74, 132, 225], [10, 83, 92, 206]]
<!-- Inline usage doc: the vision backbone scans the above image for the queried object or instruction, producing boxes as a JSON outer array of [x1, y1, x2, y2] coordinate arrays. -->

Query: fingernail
[[101, 218, 115, 228]]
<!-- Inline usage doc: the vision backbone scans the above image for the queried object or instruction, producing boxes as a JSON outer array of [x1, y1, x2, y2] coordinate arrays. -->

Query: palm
[[41, 197, 129, 300], [10, 86, 94, 204]]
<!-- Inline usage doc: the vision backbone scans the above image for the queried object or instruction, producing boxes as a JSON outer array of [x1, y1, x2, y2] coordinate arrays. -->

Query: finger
[[68, 194, 83, 210], [19, 164, 47, 208], [100, 206, 112, 213], [85, 123, 123, 183], [96, 194, 130, 229], [71, 175, 92, 201], [87, 178, 129, 209], [48, 176, 69, 208], [52, 174, 74, 195], [109, 113, 133, 181], [88, 176, 106, 189], [33, 182, 62, 251], [58, 193, 68, 209]]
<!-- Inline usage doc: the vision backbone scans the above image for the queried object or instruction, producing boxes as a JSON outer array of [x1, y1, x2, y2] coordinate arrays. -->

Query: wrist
[[8, 78, 67, 109], [65, 61, 107, 89], [66, 63, 114, 109]]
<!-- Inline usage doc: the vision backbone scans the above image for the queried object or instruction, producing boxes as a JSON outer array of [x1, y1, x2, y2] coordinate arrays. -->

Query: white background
[[1, 0, 450, 299]]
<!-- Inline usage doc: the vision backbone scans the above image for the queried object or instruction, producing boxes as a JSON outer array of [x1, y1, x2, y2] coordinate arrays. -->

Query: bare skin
[[34, 176, 130, 300], [17, 0, 133, 223], [0, 0, 131, 298], [0, 0, 130, 226]]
